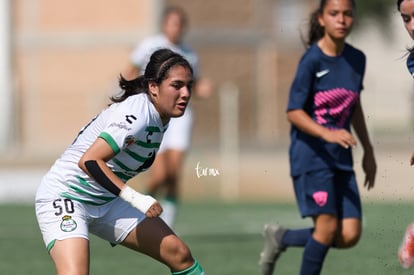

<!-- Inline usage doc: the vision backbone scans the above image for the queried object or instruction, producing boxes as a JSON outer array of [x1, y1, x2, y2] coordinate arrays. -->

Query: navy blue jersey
[[287, 43, 366, 176], [407, 50, 414, 77]]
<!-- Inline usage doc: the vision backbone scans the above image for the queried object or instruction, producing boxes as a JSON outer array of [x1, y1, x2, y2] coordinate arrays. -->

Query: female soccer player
[[397, 0, 414, 269], [259, 1, 377, 274], [124, 6, 213, 227], [35, 49, 205, 275]]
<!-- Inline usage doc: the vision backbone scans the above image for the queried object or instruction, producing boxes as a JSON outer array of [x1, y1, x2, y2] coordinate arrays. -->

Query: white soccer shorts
[[35, 195, 146, 251]]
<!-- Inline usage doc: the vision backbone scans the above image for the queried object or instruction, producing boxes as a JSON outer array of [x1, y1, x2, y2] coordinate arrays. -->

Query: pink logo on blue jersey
[[314, 88, 359, 128], [313, 191, 328, 207]]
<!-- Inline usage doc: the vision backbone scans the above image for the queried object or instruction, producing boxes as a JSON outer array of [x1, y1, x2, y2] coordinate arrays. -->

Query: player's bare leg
[[333, 218, 361, 248], [49, 237, 90, 275], [121, 217, 196, 272]]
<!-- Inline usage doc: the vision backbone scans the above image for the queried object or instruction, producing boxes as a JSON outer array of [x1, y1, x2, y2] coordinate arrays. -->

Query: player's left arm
[[351, 99, 377, 190]]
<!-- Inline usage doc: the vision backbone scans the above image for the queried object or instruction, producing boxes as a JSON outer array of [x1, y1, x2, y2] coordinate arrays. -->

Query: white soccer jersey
[[130, 34, 200, 79], [39, 93, 167, 206]]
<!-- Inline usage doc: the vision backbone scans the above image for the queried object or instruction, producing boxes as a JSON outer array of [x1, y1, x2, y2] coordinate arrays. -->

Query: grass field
[[1, 201, 414, 274]]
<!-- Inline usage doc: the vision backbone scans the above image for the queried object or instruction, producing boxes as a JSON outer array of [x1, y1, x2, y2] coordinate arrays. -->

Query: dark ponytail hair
[[397, 0, 403, 11], [306, 0, 356, 46], [111, 48, 193, 103]]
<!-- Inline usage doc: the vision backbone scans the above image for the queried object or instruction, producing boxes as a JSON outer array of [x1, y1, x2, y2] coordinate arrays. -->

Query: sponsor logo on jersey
[[60, 215, 77, 232], [108, 122, 132, 131], [316, 69, 330, 78]]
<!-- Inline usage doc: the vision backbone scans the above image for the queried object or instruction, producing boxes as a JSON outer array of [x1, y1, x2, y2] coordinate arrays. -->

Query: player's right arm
[[287, 109, 356, 149], [78, 137, 162, 218]]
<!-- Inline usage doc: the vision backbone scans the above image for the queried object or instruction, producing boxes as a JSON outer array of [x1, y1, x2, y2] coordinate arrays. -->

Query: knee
[[164, 237, 193, 270], [174, 241, 192, 263], [313, 219, 339, 245], [337, 229, 361, 248]]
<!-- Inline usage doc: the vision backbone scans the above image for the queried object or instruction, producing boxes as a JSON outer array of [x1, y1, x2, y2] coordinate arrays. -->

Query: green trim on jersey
[[61, 192, 113, 206], [114, 171, 133, 181], [56, 176, 116, 205], [134, 140, 160, 148], [76, 175, 92, 188], [112, 158, 135, 171], [70, 177, 115, 201], [124, 148, 150, 162], [99, 132, 120, 154], [146, 126, 161, 132]]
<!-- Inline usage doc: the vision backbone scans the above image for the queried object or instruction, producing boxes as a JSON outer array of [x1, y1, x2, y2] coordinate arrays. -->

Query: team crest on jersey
[[125, 135, 136, 147], [60, 215, 77, 232]]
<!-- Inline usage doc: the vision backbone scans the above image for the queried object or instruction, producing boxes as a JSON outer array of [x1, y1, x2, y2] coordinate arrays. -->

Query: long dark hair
[[306, 0, 356, 46], [397, 0, 404, 11], [111, 48, 193, 103]]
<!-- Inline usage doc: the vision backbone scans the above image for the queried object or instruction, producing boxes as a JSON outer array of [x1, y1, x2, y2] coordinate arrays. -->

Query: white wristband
[[119, 185, 156, 214]]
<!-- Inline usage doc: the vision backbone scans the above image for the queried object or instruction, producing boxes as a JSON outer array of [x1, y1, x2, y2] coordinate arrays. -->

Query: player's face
[[400, 0, 414, 40], [149, 65, 193, 125], [318, 0, 354, 42], [163, 12, 186, 44]]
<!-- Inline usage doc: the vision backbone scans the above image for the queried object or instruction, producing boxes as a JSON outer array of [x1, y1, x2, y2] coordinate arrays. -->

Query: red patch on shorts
[[313, 191, 328, 207]]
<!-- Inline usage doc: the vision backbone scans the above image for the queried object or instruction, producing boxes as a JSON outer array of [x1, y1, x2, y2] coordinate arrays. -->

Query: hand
[[362, 148, 376, 190], [119, 185, 161, 215], [145, 201, 163, 218], [321, 128, 357, 149], [410, 151, 414, 166]]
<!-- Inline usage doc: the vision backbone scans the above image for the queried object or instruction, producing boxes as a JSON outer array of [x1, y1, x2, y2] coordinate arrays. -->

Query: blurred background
[[1, 0, 413, 203]]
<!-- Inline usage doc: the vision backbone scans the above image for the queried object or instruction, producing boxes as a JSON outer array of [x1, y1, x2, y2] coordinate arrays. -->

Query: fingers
[[342, 131, 357, 149], [327, 129, 356, 149], [145, 202, 163, 218], [338, 135, 357, 149]]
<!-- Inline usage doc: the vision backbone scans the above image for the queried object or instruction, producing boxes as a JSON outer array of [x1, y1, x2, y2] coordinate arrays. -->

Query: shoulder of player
[[296, 44, 321, 71], [344, 43, 366, 60], [114, 94, 152, 116], [108, 94, 164, 131]]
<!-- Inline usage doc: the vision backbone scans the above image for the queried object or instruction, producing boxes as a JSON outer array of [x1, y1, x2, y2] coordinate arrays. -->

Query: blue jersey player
[[259, 1, 377, 274]]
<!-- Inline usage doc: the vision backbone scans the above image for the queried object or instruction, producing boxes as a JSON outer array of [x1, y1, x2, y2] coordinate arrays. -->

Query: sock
[[300, 237, 329, 275], [281, 228, 313, 247], [160, 196, 178, 228], [171, 260, 205, 275]]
